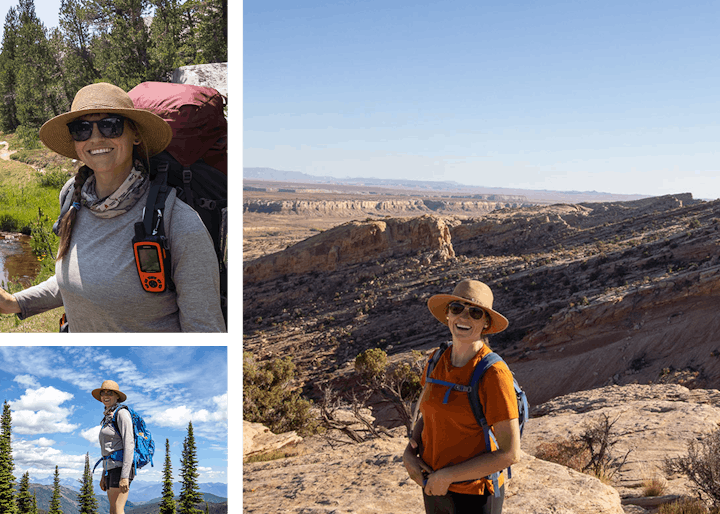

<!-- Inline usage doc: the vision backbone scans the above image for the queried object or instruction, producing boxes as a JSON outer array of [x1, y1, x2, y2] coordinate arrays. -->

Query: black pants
[[423, 485, 504, 514]]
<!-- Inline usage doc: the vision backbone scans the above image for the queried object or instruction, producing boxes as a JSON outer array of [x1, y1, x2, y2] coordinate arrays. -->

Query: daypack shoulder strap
[[467, 352, 505, 425]]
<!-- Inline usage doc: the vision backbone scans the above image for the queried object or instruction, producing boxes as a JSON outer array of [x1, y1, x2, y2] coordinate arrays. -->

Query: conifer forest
[[0, 0, 228, 134]]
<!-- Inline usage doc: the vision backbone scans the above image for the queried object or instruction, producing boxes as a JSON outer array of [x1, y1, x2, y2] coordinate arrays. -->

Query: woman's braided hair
[[55, 119, 150, 261]]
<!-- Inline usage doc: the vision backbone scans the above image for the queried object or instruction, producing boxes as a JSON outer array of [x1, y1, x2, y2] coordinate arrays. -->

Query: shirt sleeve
[[479, 362, 520, 427], [166, 201, 226, 332], [116, 408, 135, 479], [14, 275, 63, 319]]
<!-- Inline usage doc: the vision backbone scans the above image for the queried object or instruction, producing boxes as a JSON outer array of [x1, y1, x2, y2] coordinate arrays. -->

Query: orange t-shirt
[[420, 344, 519, 495]]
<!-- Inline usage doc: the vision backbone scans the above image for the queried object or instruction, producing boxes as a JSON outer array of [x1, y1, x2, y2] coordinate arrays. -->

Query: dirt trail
[[0, 141, 17, 161]]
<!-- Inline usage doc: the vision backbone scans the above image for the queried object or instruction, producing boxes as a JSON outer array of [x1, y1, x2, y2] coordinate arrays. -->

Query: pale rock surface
[[244, 384, 720, 513], [244, 420, 302, 458], [172, 63, 228, 97]]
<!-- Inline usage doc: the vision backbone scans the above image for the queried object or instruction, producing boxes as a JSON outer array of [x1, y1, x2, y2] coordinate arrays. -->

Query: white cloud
[[81, 426, 101, 447], [13, 375, 40, 388], [35, 437, 55, 447], [10, 387, 79, 435], [13, 438, 86, 473], [147, 396, 228, 430]]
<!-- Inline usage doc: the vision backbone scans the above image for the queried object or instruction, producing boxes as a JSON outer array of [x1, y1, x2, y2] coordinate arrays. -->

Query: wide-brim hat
[[427, 279, 509, 335], [39, 82, 173, 161], [91, 380, 127, 403]]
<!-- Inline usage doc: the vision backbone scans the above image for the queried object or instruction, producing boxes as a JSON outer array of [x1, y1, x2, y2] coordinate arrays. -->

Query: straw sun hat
[[39, 82, 172, 161], [427, 279, 509, 335], [91, 380, 127, 403]]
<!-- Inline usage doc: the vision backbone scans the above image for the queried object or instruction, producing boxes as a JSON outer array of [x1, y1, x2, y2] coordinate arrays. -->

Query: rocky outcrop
[[243, 215, 455, 283], [172, 63, 227, 97], [243, 421, 302, 458], [244, 384, 719, 513]]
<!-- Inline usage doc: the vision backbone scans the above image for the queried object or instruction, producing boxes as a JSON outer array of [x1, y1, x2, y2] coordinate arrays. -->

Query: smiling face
[[100, 389, 119, 408], [447, 301, 489, 344], [73, 113, 138, 182]]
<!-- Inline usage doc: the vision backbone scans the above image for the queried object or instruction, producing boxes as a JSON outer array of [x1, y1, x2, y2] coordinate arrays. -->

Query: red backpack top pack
[[128, 82, 228, 325]]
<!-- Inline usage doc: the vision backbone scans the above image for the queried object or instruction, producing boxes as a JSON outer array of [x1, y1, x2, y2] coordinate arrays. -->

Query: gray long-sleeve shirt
[[99, 406, 134, 479], [14, 179, 225, 332]]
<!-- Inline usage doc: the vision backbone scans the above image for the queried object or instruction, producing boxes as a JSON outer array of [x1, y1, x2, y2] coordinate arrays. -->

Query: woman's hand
[[100, 475, 107, 492], [0, 287, 20, 315], [424, 468, 454, 496], [119, 478, 129, 493], [403, 439, 432, 487]]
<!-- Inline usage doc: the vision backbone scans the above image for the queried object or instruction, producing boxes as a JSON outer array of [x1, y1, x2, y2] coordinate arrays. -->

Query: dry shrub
[[665, 429, 720, 509], [534, 438, 589, 472], [642, 475, 667, 497], [533, 413, 631, 483], [658, 497, 717, 514]]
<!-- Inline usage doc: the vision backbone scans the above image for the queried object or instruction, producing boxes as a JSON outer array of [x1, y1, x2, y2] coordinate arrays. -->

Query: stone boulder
[[172, 63, 227, 97], [243, 421, 302, 458]]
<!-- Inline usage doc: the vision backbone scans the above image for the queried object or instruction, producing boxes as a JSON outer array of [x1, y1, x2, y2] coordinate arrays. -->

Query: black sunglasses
[[67, 116, 125, 142], [448, 302, 487, 320]]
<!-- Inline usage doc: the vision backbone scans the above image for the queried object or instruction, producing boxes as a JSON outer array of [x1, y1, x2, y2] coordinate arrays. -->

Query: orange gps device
[[133, 240, 169, 293]]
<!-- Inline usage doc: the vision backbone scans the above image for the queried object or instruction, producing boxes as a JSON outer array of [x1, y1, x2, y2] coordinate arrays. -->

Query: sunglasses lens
[[468, 308, 485, 320], [68, 121, 93, 141], [448, 302, 465, 315], [98, 117, 124, 138]]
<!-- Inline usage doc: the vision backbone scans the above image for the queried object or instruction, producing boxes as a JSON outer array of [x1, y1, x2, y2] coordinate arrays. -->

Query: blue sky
[[244, 0, 720, 200], [0, 346, 228, 484]]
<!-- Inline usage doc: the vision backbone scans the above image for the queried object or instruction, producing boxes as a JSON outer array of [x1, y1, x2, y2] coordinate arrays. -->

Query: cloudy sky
[[0, 346, 228, 484], [245, 0, 720, 200]]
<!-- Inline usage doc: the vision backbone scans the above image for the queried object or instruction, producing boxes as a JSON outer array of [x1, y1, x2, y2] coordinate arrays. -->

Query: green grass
[[0, 131, 73, 332]]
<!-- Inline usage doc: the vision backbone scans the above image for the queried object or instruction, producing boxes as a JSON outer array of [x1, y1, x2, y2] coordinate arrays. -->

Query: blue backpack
[[424, 342, 529, 496], [93, 405, 155, 475]]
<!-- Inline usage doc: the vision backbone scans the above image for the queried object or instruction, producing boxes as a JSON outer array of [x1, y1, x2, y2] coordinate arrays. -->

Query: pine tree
[[178, 422, 202, 514], [31, 491, 38, 514], [16, 472, 33, 514], [14, 0, 62, 127], [0, 401, 17, 514], [89, 0, 153, 90], [77, 453, 97, 514], [0, 7, 20, 131], [160, 439, 176, 514], [47, 466, 62, 514], [58, 0, 100, 104]]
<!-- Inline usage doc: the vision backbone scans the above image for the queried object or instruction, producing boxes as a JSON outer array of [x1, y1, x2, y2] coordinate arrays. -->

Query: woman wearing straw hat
[[0, 82, 225, 331], [93, 380, 134, 514], [403, 279, 521, 514]]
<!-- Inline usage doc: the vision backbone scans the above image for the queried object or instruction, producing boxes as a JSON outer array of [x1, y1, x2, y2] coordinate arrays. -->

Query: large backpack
[[418, 342, 529, 496], [127, 82, 227, 325], [93, 405, 155, 475]]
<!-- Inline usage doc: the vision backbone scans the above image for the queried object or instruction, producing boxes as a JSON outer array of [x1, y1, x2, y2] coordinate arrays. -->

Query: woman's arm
[[424, 417, 521, 496], [403, 416, 433, 486], [167, 202, 225, 332], [12, 276, 63, 319]]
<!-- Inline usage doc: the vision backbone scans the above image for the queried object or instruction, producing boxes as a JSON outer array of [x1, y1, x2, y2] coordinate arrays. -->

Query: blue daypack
[[93, 405, 155, 475], [424, 342, 529, 496]]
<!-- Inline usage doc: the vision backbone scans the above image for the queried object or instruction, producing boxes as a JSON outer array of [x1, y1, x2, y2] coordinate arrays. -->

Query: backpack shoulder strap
[[426, 341, 452, 379], [112, 405, 132, 434], [468, 352, 505, 426]]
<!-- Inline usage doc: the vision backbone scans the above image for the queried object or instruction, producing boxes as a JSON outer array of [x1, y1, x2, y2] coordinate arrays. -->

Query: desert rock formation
[[244, 215, 455, 283]]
